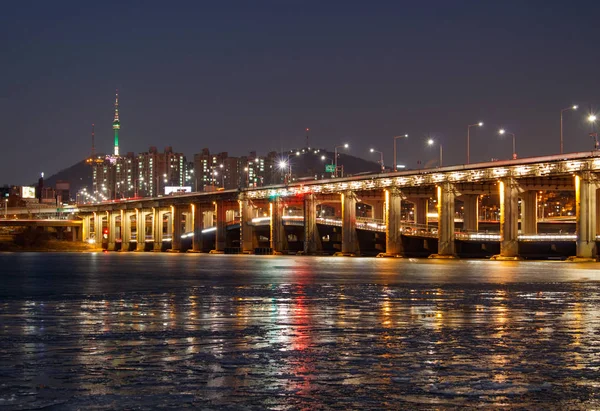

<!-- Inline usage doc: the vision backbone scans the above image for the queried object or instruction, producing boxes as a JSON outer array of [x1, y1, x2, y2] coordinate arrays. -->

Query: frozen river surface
[[1, 253, 600, 410]]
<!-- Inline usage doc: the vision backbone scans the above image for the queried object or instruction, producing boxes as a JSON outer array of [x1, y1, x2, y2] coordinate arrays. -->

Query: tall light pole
[[393, 134, 408, 171], [370, 148, 385, 172], [499, 129, 517, 159], [334, 143, 349, 178], [427, 139, 443, 167], [560, 105, 578, 154], [467, 122, 483, 164], [4, 198, 8, 219], [589, 115, 598, 150]]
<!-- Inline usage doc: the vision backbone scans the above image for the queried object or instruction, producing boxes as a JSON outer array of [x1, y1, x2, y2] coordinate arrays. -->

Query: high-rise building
[[136, 147, 187, 197]]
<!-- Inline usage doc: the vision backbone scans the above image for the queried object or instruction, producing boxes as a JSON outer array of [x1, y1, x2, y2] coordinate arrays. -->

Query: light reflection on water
[[0, 253, 600, 409]]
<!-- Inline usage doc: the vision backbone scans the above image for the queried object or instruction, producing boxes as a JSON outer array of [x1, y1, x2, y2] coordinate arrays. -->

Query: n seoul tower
[[113, 90, 120, 156]]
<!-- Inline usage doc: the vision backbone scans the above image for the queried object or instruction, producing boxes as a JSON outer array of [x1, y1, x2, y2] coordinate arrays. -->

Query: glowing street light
[[334, 143, 349, 178], [370, 148, 385, 172], [467, 122, 483, 164], [588, 115, 599, 150], [393, 134, 408, 171], [499, 129, 517, 159], [427, 139, 443, 167], [560, 105, 578, 154]]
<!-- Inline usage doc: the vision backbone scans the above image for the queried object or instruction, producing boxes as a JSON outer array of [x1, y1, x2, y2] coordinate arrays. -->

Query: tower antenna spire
[[113, 89, 120, 156], [91, 123, 95, 157]]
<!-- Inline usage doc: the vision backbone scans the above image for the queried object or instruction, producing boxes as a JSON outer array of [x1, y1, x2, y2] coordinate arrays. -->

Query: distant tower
[[113, 90, 120, 156]]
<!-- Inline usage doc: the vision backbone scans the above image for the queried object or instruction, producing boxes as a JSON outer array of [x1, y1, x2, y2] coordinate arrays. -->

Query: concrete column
[[270, 198, 287, 253], [215, 201, 227, 252], [303, 193, 322, 254], [433, 183, 456, 257], [204, 210, 214, 229], [240, 198, 256, 253], [121, 211, 132, 251], [499, 178, 520, 258], [153, 208, 163, 252], [372, 200, 385, 220], [192, 204, 205, 252], [574, 172, 598, 259], [93, 213, 102, 244], [462, 194, 479, 232], [184, 210, 193, 234], [520, 190, 538, 235], [82, 215, 90, 242], [341, 190, 359, 255], [414, 198, 428, 226], [107, 211, 118, 251], [384, 187, 403, 256], [136, 210, 147, 251], [171, 205, 183, 252]]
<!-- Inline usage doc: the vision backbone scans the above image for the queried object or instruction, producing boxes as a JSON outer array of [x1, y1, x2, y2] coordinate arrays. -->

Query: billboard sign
[[21, 186, 36, 199]]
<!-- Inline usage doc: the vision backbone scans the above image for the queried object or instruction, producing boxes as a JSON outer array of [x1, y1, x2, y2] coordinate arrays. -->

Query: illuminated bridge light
[[201, 227, 216, 234], [518, 234, 577, 241], [251, 217, 271, 224]]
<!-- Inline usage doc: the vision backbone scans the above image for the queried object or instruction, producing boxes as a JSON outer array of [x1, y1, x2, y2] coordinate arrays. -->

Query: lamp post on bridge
[[369, 148, 385, 172], [427, 138, 443, 167], [393, 134, 408, 171], [499, 129, 517, 159], [589, 115, 599, 150], [334, 143, 349, 178], [467, 122, 483, 164]]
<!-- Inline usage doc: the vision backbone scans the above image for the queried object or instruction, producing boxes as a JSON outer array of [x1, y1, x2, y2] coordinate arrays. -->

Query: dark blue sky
[[2, 0, 599, 185]]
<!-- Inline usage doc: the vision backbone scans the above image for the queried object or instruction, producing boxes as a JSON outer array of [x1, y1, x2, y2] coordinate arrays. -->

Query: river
[[1, 253, 599, 409]]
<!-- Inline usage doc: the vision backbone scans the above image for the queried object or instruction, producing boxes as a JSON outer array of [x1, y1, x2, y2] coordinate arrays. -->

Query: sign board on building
[[325, 164, 336, 173], [21, 186, 36, 199], [164, 186, 192, 195]]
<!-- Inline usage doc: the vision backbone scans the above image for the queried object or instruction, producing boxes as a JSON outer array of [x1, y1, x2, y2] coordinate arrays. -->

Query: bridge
[[76, 151, 600, 260]]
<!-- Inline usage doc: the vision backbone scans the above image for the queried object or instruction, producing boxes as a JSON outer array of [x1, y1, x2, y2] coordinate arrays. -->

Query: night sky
[[2, 0, 600, 185]]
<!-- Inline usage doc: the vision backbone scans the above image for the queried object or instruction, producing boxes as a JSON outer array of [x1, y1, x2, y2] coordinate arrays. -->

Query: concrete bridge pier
[[240, 198, 257, 253], [338, 190, 359, 256], [414, 197, 429, 226], [170, 205, 184, 252], [303, 193, 322, 255], [462, 194, 479, 232], [214, 201, 227, 252], [93, 212, 102, 244], [270, 198, 287, 254], [120, 210, 133, 251], [82, 215, 92, 242], [495, 178, 520, 259], [572, 172, 598, 260], [107, 211, 118, 251], [153, 208, 163, 252], [135, 210, 146, 251], [430, 183, 457, 258], [191, 204, 205, 252], [520, 190, 538, 235], [378, 187, 403, 257]]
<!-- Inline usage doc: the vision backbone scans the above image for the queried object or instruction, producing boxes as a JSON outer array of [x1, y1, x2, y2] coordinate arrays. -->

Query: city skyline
[[2, 1, 600, 185]]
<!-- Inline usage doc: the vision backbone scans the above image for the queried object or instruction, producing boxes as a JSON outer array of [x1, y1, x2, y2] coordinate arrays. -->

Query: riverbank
[[0, 236, 99, 252]]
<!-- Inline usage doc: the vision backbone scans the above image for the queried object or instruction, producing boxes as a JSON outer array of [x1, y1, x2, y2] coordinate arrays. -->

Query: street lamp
[[467, 122, 483, 164], [498, 129, 517, 159], [369, 148, 385, 172], [334, 143, 349, 178], [588, 115, 599, 150], [393, 134, 408, 171], [560, 105, 578, 154], [4, 198, 8, 219], [427, 139, 443, 167]]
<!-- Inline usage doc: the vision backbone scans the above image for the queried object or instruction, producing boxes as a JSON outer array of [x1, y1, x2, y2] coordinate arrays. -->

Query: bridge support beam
[[93, 212, 102, 245], [380, 187, 404, 257], [153, 208, 163, 252], [431, 183, 457, 258], [303, 193, 321, 255], [240, 198, 256, 253], [339, 190, 359, 255], [107, 211, 118, 251], [462, 194, 479, 232], [521, 190, 537, 235], [270, 198, 287, 254], [136, 210, 147, 251], [170, 205, 183, 252], [121, 210, 133, 251], [496, 178, 520, 259], [215, 201, 227, 252], [572, 172, 598, 260], [192, 204, 205, 252], [82, 215, 91, 242]]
